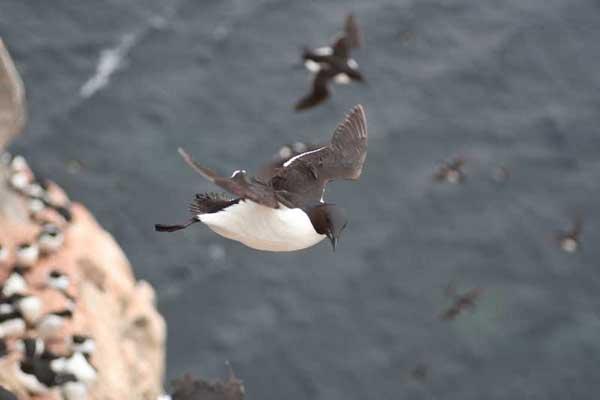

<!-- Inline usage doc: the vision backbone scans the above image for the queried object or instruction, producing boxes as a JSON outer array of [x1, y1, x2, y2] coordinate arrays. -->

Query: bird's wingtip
[[178, 147, 195, 165], [349, 104, 366, 119]]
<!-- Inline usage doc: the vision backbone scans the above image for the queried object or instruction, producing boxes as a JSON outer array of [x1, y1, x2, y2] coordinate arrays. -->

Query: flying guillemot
[[295, 14, 365, 110], [556, 216, 583, 253], [433, 157, 466, 184], [156, 105, 368, 252], [440, 287, 483, 321]]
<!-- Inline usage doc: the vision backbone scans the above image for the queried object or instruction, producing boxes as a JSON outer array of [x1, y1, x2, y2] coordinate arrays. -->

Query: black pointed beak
[[327, 234, 337, 252]]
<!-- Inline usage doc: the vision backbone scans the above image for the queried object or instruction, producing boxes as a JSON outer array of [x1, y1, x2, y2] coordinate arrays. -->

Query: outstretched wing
[[294, 68, 334, 111], [270, 105, 367, 207], [328, 104, 368, 179], [178, 148, 279, 208], [256, 141, 322, 182], [344, 14, 362, 49], [330, 14, 361, 59], [331, 36, 350, 59]]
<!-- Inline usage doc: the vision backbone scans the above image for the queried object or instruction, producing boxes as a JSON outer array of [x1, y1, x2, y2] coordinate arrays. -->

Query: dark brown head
[[305, 204, 348, 251]]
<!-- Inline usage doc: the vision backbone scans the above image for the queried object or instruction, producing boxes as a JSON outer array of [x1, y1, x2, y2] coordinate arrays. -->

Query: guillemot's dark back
[[2, 2, 600, 400]]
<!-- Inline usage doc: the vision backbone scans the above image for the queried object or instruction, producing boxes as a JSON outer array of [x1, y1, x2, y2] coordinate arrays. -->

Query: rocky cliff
[[0, 38, 166, 400]]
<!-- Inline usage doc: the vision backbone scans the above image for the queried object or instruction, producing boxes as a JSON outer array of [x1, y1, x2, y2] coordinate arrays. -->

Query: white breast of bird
[[198, 200, 325, 252]]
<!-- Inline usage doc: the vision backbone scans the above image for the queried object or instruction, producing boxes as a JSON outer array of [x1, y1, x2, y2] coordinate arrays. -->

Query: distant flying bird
[[156, 105, 368, 252], [409, 363, 429, 382], [440, 287, 482, 321], [556, 217, 583, 253], [296, 14, 365, 110], [433, 157, 466, 184]]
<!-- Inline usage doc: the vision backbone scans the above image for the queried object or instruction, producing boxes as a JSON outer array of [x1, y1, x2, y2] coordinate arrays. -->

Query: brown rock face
[[0, 38, 165, 400], [0, 158, 166, 400], [0, 39, 25, 151]]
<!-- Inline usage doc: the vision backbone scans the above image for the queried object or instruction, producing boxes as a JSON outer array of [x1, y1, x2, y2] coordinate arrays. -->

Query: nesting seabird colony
[[0, 152, 97, 400]]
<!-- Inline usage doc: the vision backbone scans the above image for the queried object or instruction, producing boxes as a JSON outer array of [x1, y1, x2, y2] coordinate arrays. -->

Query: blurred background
[[1, 0, 599, 399]]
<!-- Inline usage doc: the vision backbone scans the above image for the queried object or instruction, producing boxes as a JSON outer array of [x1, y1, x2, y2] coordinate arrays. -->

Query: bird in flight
[[440, 286, 482, 321], [433, 157, 466, 184], [556, 216, 583, 253], [295, 14, 365, 111], [155, 105, 368, 252]]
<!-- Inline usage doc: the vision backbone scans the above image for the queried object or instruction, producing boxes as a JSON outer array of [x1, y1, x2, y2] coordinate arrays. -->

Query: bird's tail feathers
[[155, 218, 198, 233], [189, 192, 239, 215]]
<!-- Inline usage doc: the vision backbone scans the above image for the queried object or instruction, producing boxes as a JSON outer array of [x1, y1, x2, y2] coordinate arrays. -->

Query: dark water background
[[2, 1, 600, 399]]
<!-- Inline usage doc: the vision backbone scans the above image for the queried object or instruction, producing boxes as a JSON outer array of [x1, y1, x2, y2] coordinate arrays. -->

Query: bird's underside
[[155, 105, 368, 250]]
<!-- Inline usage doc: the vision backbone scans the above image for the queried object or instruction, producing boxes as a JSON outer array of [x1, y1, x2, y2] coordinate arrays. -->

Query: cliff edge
[[0, 38, 166, 400]]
